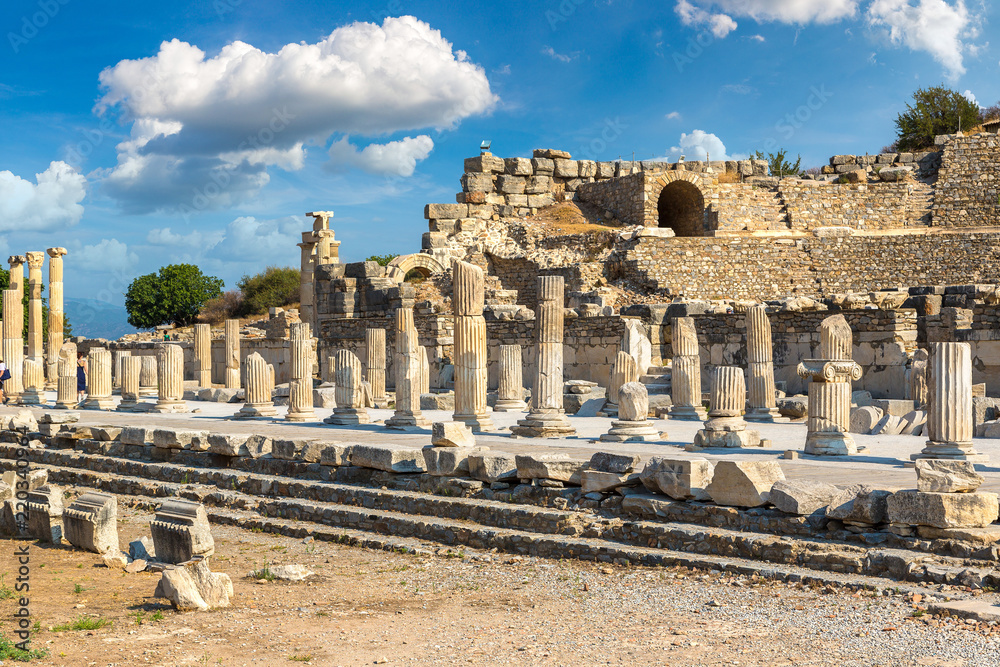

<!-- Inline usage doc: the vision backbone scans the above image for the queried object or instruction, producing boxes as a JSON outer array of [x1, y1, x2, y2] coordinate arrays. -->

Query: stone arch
[[387, 253, 448, 283], [650, 172, 708, 236]]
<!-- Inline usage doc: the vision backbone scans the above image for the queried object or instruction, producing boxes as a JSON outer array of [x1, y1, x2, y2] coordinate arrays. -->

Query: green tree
[[752, 149, 802, 177], [125, 264, 223, 329], [235, 266, 301, 317], [365, 254, 399, 267], [895, 85, 981, 151]]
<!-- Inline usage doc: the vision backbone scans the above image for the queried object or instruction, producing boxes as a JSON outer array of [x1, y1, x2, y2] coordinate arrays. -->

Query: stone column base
[[453, 413, 497, 432], [511, 411, 577, 438], [233, 403, 277, 419], [371, 397, 391, 409], [694, 428, 761, 448], [19, 390, 45, 405], [149, 401, 189, 414], [745, 407, 790, 423], [284, 409, 317, 422], [116, 400, 145, 413], [80, 397, 116, 410], [54, 400, 78, 410], [804, 431, 857, 456], [668, 405, 708, 421], [599, 420, 662, 442], [324, 408, 371, 426], [493, 399, 527, 412], [912, 441, 989, 463], [385, 412, 430, 430]]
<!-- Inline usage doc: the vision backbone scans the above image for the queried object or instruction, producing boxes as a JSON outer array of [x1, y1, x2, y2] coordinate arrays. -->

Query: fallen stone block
[[1, 469, 48, 491], [639, 457, 714, 501], [319, 443, 351, 467], [420, 392, 455, 411], [915, 525, 1000, 544], [849, 406, 883, 434], [5, 409, 38, 432], [887, 490, 999, 529], [313, 387, 337, 409], [871, 414, 905, 435], [272, 438, 323, 462], [350, 444, 427, 473], [851, 390, 873, 407], [431, 421, 476, 448], [39, 411, 80, 424], [468, 453, 518, 482], [129, 536, 155, 560], [120, 426, 155, 446], [151, 499, 215, 564], [777, 396, 808, 419], [90, 426, 123, 442], [580, 470, 639, 494], [916, 459, 984, 493], [64, 491, 118, 554], [154, 558, 233, 611], [705, 461, 784, 507], [874, 399, 914, 418], [0, 498, 29, 537], [515, 454, 588, 484], [826, 485, 891, 524], [267, 564, 314, 581], [589, 452, 641, 474], [153, 428, 210, 451], [207, 433, 252, 457], [769, 480, 839, 515], [422, 446, 488, 477], [26, 485, 64, 543], [900, 410, 927, 436]]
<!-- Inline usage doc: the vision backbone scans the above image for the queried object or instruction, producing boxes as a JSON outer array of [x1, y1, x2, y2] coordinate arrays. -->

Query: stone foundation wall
[[933, 134, 1000, 227]]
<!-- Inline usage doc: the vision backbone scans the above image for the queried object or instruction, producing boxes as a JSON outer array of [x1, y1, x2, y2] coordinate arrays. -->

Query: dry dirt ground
[[3, 502, 1000, 667]]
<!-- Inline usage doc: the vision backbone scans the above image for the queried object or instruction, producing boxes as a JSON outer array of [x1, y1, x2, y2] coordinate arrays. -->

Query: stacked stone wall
[[933, 134, 1000, 227]]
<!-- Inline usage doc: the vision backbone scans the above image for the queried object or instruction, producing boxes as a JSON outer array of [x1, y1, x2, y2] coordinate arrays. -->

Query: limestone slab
[[350, 444, 427, 473], [640, 457, 714, 501], [769, 480, 839, 515], [515, 454, 587, 484], [431, 421, 476, 448], [705, 461, 784, 508], [467, 453, 518, 482], [826, 485, 891, 524], [915, 459, 984, 493], [589, 452, 641, 474], [887, 490, 999, 528]]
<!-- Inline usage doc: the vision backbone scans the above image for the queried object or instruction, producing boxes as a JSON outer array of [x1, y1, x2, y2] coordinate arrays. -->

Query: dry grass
[[529, 201, 618, 235], [716, 171, 741, 184]]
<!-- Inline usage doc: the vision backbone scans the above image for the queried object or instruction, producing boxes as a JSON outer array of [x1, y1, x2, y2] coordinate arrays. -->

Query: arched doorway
[[657, 180, 706, 236]]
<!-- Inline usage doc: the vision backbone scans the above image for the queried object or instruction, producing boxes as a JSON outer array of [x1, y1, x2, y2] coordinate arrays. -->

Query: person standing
[[0, 357, 9, 405], [77, 351, 88, 404]]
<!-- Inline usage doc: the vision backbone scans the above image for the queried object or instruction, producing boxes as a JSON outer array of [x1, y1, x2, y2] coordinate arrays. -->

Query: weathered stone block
[[422, 446, 488, 477], [504, 157, 532, 176], [63, 491, 118, 554], [91, 426, 122, 442], [553, 159, 578, 178], [589, 452, 640, 474], [826, 485, 891, 524], [154, 559, 233, 612], [850, 406, 883, 434], [580, 470, 636, 494], [462, 172, 494, 192], [887, 490, 999, 528], [272, 438, 323, 462], [468, 453, 518, 482], [207, 433, 252, 457], [464, 153, 504, 174], [915, 459, 984, 493], [424, 203, 470, 220], [515, 454, 587, 484], [639, 457, 714, 501], [150, 499, 215, 564], [431, 421, 476, 447], [26, 485, 63, 543], [120, 426, 154, 446], [705, 461, 784, 507], [769, 480, 838, 515], [350, 444, 427, 473], [496, 175, 526, 194], [319, 443, 350, 466], [153, 429, 210, 451]]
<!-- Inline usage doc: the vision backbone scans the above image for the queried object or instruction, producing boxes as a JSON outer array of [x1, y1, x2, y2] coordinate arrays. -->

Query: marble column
[[298, 233, 316, 331], [112, 350, 131, 389], [117, 356, 141, 412], [139, 356, 158, 396], [694, 366, 760, 448], [224, 319, 240, 389], [916, 342, 987, 462], [494, 344, 527, 412], [512, 276, 576, 437], [604, 351, 639, 417], [20, 358, 45, 405], [669, 317, 707, 420], [194, 323, 212, 387], [385, 306, 430, 429], [151, 344, 187, 413], [601, 381, 661, 442], [285, 322, 316, 421], [797, 315, 862, 456], [325, 349, 370, 425], [25, 251, 44, 364], [45, 247, 67, 386], [2, 289, 24, 400], [365, 328, 388, 408], [8, 256, 25, 340], [911, 348, 930, 409], [55, 342, 78, 409], [451, 261, 495, 432], [235, 352, 277, 419], [81, 347, 115, 410], [745, 305, 783, 422], [418, 345, 431, 396]]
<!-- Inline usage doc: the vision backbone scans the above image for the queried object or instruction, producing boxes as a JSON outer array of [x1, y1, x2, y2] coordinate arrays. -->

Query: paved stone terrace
[[8, 391, 1000, 493]]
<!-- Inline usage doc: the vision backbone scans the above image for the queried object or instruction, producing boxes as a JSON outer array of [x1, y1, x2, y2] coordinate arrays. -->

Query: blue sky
[[0, 0, 997, 319]]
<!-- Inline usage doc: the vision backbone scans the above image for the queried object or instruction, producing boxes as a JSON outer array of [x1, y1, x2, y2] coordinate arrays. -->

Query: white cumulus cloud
[[675, 0, 739, 38], [868, 0, 973, 79], [963, 89, 980, 107], [95, 16, 497, 213], [677, 0, 859, 29], [0, 161, 86, 232], [147, 216, 301, 264], [146, 227, 224, 248], [327, 135, 434, 177], [665, 130, 732, 161], [74, 239, 139, 273]]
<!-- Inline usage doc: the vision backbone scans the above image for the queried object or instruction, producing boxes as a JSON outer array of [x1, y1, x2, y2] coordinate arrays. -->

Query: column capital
[[46, 247, 68, 258], [25, 251, 45, 269], [8, 255, 26, 266], [300, 231, 317, 244], [306, 211, 334, 231]]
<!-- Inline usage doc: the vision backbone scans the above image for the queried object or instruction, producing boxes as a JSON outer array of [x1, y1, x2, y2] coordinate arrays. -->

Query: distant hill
[[65, 298, 138, 341]]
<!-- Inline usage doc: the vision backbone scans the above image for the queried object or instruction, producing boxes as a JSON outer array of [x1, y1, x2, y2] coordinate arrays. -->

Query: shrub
[[235, 266, 300, 317]]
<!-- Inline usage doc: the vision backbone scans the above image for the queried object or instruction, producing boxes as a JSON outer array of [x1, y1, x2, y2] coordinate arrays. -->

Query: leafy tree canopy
[[365, 254, 399, 267], [752, 149, 802, 177], [125, 264, 223, 329], [235, 266, 300, 317], [895, 85, 981, 152]]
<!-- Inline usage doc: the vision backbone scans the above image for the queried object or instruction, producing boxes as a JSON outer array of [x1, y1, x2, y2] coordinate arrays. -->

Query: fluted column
[[25, 251, 44, 364], [150, 344, 187, 413], [285, 322, 316, 421], [235, 352, 276, 418], [669, 317, 707, 420], [745, 305, 782, 422], [298, 233, 316, 331], [112, 350, 131, 389], [20, 358, 45, 405], [917, 342, 986, 461], [604, 351, 639, 416], [418, 345, 431, 396], [325, 349, 370, 425], [55, 342, 78, 409], [224, 319, 240, 389], [365, 328, 388, 408], [8, 256, 25, 348], [45, 247, 67, 386], [495, 344, 527, 411], [512, 275, 576, 437], [797, 314, 862, 456], [2, 289, 24, 400], [451, 261, 495, 431], [117, 355, 141, 412], [694, 366, 760, 447], [194, 323, 212, 387], [81, 347, 114, 410], [385, 306, 429, 429], [911, 348, 930, 409], [139, 356, 158, 396]]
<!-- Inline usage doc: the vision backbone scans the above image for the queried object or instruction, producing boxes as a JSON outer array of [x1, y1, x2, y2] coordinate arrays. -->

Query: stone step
[[646, 366, 671, 375], [9, 446, 1000, 592], [639, 374, 671, 384]]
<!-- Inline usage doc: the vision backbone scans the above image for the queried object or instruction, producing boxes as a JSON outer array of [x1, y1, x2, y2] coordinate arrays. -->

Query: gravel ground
[[5, 504, 1000, 667]]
